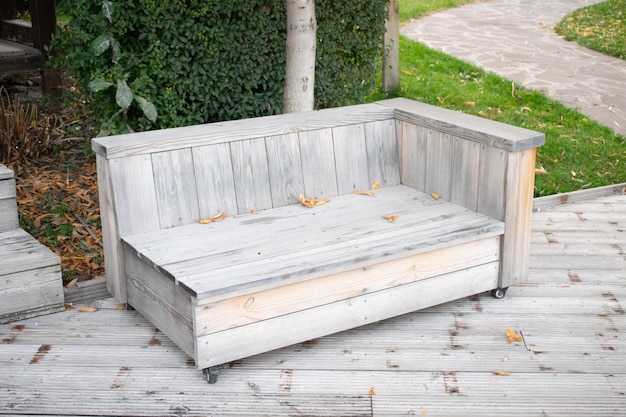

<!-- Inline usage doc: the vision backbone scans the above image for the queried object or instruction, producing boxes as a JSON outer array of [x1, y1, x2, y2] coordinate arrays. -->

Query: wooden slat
[[194, 236, 500, 335], [122, 186, 504, 300], [450, 136, 480, 210], [265, 133, 305, 207], [192, 143, 239, 218], [230, 138, 273, 214], [0, 192, 623, 417], [194, 262, 499, 368], [108, 155, 160, 236], [378, 97, 545, 152], [124, 251, 195, 357], [92, 102, 395, 159], [424, 130, 453, 200], [0, 167, 18, 231], [477, 144, 506, 220], [298, 128, 338, 198], [400, 121, 426, 191], [499, 148, 537, 287], [332, 123, 370, 194], [364, 119, 401, 187], [151, 148, 200, 228]]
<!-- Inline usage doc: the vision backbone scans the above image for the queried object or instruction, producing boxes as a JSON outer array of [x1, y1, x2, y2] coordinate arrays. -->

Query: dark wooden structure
[[0, 0, 58, 93]]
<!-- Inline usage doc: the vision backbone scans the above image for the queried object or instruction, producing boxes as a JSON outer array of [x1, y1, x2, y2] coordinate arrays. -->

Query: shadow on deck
[[1, 186, 625, 417]]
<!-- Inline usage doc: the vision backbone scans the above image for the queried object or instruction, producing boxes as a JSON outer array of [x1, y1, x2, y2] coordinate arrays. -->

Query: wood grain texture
[[499, 148, 537, 288], [424, 130, 453, 200], [378, 98, 545, 151], [0, 192, 623, 417], [122, 186, 504, 301], [364, 120, 401, 187], [192, 143, 239, 218], [399, 121, 426, 191], [298, 128, 338, 198], [195, 262, 498, 368], [194, 237, 500, 335], [92, 103, 395, 159], [124, 249, 195, 357], [265, 134, 305, 207], [333, 123, 370, 194], [151, 148, 200, 228], [230, 138, 273, 214]]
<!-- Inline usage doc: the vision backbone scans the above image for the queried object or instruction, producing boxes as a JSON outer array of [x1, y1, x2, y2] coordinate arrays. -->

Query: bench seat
[[122, 185, 504, 368]]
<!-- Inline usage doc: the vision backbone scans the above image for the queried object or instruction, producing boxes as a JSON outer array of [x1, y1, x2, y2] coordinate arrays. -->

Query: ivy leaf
[[135, 95, 158, 122], [115, 79, 134, 110], [110, 38, 121, 64], [88, 78, 114, 92], [90, 35, 111, 56], [102, 0, 114, 23]]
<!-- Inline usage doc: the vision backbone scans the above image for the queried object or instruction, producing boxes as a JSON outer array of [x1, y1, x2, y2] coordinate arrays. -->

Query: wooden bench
[[0, 164, 64, 323], [93, 98, 544, 382]]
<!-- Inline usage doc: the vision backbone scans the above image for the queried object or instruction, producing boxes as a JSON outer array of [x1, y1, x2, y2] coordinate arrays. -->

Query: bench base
[[122, 186, 504, 370]]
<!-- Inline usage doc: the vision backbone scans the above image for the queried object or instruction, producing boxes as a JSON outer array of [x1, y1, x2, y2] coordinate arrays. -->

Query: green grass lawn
[[555, 0, 625, 60], [374, 0, 626, 196]]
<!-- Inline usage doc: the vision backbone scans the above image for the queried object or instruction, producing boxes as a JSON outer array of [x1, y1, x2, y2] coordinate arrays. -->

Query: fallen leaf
[[437, 96, 446, 104], [535, 167, 547, 175], [506, 328, 523, 344], [354, 190, 375, 197], [66, 277, 79, 288], [383, 214, 399, 223], [371, 182, 382, 190], [401, 70, 414, 76], [369, 388, 376, 396], [299, 194, 330, 208], [198, 212, 227, 224], [463, 101, 476, 106], [431, 192, 440, 200], [114, 304, 127, 310], [75, 306, 97, 313], [503, 355, 510, 362], [492, 371, 510, 376], [234, 210, 260, 218]]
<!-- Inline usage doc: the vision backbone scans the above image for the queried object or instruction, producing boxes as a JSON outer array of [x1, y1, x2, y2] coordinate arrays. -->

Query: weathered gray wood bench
[[0, 164, 64, 323], [93, 98, 544, 383]]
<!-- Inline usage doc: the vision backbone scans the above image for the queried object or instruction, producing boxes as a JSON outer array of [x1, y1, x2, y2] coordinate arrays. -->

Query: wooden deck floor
[[1, 187, 625, 417]]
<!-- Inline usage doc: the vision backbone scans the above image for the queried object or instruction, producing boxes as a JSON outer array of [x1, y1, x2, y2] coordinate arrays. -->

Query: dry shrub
[[0, 86, 58, 163]]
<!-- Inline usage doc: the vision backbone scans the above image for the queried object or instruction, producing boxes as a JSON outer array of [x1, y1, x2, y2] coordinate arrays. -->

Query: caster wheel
[[491, 287, 508, 299], [203, 366, 221, 384]]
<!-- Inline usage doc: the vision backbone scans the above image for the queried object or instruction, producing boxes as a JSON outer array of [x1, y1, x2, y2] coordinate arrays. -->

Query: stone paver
[[401, 0, 626, 135]]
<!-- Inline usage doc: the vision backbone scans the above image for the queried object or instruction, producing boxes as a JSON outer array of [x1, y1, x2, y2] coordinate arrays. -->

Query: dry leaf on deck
[[506, 328, 523, 344], [114, 304, 127, 311], [354, 190, 375, 197], [369, 388, 376, 396], [383, 214, 399, 223], [75, 306, 98, 313], [431, 192, 440, 200], [371, 182, 382, 190], [198, 212, 227, 224], [299, 194, 330, 208], [66, 277, 79, 288], [492, 371, 510, 376]]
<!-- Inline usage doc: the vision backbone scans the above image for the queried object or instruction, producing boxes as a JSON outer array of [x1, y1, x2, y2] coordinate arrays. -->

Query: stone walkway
[[401, 0, 626, 135]]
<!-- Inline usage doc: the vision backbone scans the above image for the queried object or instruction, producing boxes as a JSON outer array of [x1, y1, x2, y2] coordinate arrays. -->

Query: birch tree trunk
[[283, 0, 317, 113]]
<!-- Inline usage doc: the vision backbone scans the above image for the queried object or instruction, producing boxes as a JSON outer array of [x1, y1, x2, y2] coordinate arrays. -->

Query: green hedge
[[52, 0, 388, 133]]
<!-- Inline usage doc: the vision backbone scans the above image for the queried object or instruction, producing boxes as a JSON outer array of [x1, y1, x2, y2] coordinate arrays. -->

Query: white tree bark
[[283, 0, 317, 113]]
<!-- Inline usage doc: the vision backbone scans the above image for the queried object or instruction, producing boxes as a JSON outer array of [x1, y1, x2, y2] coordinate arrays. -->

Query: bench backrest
[[93, 98, 544, 302]]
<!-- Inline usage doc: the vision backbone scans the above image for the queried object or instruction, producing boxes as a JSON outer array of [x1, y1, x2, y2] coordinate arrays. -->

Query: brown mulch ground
[[2, 73, 104, 285]]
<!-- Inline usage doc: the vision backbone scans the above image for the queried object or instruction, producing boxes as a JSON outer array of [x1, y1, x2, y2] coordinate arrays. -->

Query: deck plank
[[0, 191, 625, 417]]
